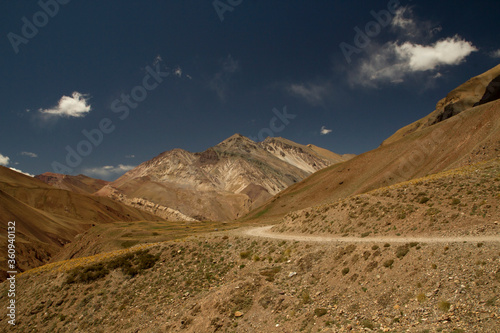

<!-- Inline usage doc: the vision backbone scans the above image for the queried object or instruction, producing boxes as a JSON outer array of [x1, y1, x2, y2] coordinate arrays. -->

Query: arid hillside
[[244, 70, 500, 223], [382, 64, 500, 145], [35, 172, 109, 195], [273, 158, 500, 238], [0, 167, 162, 278], [3, 197, 498, 332]]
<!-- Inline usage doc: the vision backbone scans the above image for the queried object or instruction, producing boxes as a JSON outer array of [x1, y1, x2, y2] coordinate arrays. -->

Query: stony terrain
[[1, 159, 499, 332], [273, 159, 500, 238], [1, 228, 498, 332]]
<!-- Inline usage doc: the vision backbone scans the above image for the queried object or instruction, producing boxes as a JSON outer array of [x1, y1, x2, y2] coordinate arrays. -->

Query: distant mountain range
[[95, 134, 354, 221]]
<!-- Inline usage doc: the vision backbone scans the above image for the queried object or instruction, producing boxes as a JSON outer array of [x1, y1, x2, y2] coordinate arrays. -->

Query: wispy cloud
[[350, 36, 477, 87], [9, 167, 34, 177], [288, 82, 331, 106], [490, 49, 500, 58], [0, 153, 10, 166], [347, 7, 477, 87], [209, 54, 240, 101], [21, 151, 38, 158], [39, 92, 91, 118], [390, 7, 441, 40], [125, 154, 135, 159], [83, 164, 135, 179], [320, 126, 332, 135]]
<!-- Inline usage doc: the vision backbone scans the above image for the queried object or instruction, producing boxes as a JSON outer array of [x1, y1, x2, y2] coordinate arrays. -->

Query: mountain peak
[[221, 133, 254, 143], [215, 133, 256, 150]]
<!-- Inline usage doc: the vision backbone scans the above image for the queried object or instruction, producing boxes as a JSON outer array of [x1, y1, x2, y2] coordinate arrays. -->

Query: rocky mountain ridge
[[96, 134, 352, 221]]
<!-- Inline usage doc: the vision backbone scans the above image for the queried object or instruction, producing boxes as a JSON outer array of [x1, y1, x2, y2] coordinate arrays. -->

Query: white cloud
[[39, 92, 91, 118], [21, 151, 38, 158], [83, 164, 135, 179], [346, 6, 476, 88], [174, 66, 182, 78], [390, 7, 441, 41], [320, 126, 332, 135], [490, 49, 500, 58], [288, 83, 330, 105], [391, 7, 415, 31], [209, 55, 240, 101], [350, 36, 477, 87], [125, 154, 135, 158], [9, 167, 34, 177], [0, 153, 10, 166], [396, 37, 478, 71]]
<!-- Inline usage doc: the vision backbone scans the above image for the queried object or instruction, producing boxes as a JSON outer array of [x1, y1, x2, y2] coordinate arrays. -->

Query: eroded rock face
[[474, 74, 500, 107], [383, 64, 500, 146], [431, 74, 500, 125]]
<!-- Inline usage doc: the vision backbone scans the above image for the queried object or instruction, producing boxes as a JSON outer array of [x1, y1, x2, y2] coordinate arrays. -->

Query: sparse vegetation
[[383, 259, 394, 268], [314, 308, 327, 317], [437, 300, 451, 312]]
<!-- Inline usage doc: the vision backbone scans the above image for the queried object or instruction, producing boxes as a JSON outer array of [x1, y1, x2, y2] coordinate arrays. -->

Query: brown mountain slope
[[383, 64, 500, 145], [0, 190, 84, 274], [96, 134, 352, 221], [273, 158, 500, 237], [35, 172, 109, 194], [0, 167, 163, 278], [0, 167, 161, 224], [245, 70, 500, 222]]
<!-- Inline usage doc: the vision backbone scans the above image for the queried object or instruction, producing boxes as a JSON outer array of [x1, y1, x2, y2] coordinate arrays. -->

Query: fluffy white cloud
[[396, 37, 478, 71], [347, 6, 476, 87], [39, 92, 91, 118], [83, 164, 135, 179], [350, 36, 477, 86], [288, 83, 330, 105], [0, 153, 10, 166], [21, 151, 38, 158], [320, 126, 332, 135], [9, 167, 34, 177]]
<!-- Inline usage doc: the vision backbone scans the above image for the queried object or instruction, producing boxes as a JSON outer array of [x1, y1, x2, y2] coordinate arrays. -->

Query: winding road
[[241, 225, 500, 244]]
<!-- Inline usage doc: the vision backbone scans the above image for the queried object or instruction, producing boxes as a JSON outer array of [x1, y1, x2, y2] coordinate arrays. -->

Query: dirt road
[[241, 225, 500, 244]]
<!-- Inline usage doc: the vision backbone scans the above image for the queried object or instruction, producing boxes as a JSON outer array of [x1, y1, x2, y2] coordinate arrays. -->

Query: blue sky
[[1, 0, 499, 180]]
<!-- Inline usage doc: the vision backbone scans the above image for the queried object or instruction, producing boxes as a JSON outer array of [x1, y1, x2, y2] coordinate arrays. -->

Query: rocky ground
[[273, 159, 500, 238], [1, 230, 498, 332], [1, 160, 499, 332]]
